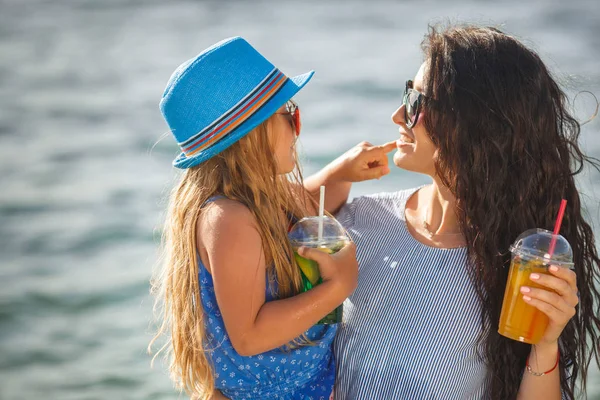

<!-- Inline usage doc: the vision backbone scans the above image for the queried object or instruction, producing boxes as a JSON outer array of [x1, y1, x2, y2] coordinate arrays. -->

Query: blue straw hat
[[160, 37, 314, 169]]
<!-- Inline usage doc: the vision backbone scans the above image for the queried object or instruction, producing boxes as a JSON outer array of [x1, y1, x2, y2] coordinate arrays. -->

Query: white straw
[[318, 185, 325, 243]]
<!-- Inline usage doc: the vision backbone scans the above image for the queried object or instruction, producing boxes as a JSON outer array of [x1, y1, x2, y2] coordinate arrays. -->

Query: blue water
[[0, 0, 598, 398]]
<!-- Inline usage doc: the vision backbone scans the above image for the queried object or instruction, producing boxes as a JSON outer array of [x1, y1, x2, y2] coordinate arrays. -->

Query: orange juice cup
[[498, 229, 574, 344]]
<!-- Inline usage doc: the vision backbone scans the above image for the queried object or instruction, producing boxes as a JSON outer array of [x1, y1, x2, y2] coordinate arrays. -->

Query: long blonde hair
[[149, 117, 312, 398]]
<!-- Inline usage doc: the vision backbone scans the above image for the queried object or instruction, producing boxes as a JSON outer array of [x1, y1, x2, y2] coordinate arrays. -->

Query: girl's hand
[[520, 265, 578, 347], [298, 242, 358, 299], [326, 141, 397, 183]]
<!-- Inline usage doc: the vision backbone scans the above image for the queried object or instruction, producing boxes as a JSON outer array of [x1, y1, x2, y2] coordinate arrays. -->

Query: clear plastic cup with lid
[[288, 216, 350, 324], [498, 228, 574, 344]]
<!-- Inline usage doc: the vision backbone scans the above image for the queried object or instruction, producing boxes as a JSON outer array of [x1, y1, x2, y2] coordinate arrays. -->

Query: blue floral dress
[[198, 198, 337, 399]]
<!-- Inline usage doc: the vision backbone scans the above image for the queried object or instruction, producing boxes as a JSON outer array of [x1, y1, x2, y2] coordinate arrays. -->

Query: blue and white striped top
[[333, 187, 488, 399]]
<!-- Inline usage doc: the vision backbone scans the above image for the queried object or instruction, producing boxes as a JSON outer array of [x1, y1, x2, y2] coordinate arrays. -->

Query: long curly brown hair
[[421, 25, 600, 399]]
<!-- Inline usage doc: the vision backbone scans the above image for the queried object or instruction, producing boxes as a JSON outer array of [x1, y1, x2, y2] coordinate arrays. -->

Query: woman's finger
[[522, 294, 576, 324], [529, 272, 578, 307], [521, 286, 574, 314], [547, 265, 577, 291]]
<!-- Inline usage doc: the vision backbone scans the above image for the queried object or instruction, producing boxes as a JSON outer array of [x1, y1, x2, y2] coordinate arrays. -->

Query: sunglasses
[[276, 100, 301, 136], [403, 80, 425, 129]]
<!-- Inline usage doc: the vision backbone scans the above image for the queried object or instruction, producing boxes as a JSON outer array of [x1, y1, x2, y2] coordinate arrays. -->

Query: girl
[[149, 37, 395, 399]]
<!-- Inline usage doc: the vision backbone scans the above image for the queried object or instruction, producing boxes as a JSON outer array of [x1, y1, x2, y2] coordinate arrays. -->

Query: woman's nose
[[391, 104, 406, 125]]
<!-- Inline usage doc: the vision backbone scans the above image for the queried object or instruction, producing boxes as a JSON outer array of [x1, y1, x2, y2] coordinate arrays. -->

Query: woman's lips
[[397, 131, 415, 147]]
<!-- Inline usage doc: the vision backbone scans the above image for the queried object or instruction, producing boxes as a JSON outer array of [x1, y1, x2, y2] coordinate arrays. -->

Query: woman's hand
[[298, 242, 358, 300], [325, 141, 397, 183], [520, 265, 578, 347]]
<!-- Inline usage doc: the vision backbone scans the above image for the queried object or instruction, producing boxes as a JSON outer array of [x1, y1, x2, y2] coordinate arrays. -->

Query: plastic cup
[[498, 228, 574, 344], [288, 216, 350, 324]]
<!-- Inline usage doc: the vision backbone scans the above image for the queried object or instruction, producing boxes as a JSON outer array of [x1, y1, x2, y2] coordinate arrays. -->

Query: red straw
[[548, 199, 567, 256]]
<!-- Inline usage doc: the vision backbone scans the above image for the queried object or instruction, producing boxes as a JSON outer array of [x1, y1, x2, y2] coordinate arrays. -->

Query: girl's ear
[[265, 118, 278, 149]]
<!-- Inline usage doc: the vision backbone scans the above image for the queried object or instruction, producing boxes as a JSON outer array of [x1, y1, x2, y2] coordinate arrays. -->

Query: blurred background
[[1, 0, 599, 399]]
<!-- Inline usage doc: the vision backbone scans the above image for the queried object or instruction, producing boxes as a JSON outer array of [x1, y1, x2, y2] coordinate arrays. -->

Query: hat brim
[[173, 70, 315, 169]]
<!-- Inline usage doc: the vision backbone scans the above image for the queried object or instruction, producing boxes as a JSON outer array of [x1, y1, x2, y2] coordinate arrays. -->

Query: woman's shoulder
[[336, 187, 420, 228], [351, 187, 420, 209]]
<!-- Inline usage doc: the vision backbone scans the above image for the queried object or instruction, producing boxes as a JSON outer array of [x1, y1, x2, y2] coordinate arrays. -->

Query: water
[[0, 0, 599, 398]]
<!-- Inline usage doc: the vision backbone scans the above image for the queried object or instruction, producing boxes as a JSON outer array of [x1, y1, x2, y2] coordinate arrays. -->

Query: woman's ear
[[417, 109, 426, 125]]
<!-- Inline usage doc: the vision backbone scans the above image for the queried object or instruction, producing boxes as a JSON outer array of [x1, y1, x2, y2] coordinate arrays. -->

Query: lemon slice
[[294, 253, 320, 285], [317, 246, 334, 254]]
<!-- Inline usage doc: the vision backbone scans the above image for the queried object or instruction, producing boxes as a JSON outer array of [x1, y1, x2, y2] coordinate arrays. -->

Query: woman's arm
[[516, 265, 578, 399], [199, 199, 358, 356], [517, 342, 561, 400], [303, 141, 396, 215]]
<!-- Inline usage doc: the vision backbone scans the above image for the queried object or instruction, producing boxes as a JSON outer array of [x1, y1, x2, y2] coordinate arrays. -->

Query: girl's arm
[[198, 199, 358, 357], [208, 390, 230, 400], [303, 141, 397, 215], [192, 391, 229, 400]]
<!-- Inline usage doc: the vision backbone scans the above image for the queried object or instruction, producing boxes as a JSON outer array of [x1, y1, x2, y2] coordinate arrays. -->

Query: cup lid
[[288, 216, 348, 247], [509, 228, 574, 267]]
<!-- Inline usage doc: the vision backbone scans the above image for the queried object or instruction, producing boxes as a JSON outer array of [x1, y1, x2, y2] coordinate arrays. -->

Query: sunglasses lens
[[405, 89, 420, 126], [294, 108, 301, 136]]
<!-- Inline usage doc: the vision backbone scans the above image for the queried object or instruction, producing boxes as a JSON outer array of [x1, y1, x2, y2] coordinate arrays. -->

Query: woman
[[325, 25, 600, 399]]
